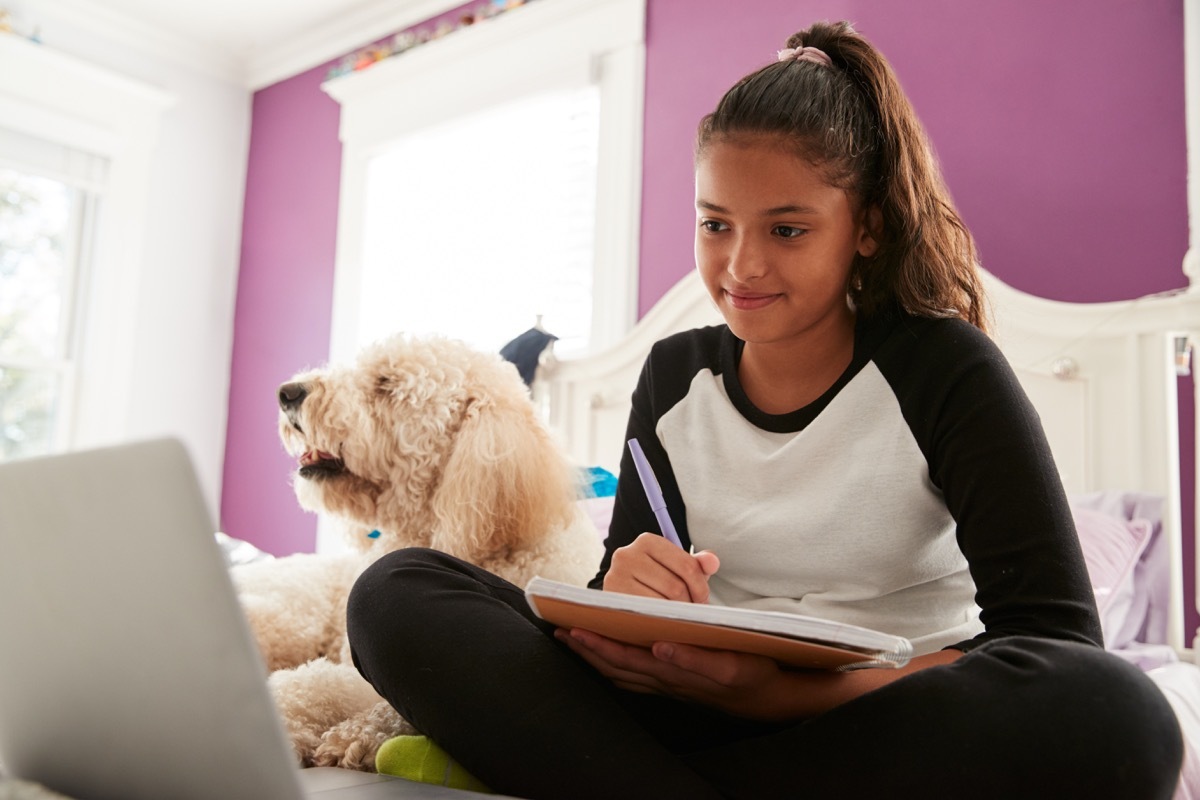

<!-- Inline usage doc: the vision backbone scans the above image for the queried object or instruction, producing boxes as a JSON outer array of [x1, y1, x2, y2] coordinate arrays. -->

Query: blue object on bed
[[578, 465, 617, 498]]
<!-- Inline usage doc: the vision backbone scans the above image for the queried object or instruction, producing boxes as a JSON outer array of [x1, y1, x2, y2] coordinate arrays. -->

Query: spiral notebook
[[525, 577, 913, 671]]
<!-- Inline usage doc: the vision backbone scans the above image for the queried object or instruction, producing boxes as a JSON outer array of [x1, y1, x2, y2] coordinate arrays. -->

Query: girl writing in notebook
[[347, 20, 1181, 798]]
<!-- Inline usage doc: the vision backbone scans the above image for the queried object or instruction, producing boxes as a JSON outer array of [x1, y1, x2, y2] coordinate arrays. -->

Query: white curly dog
[[231, 334, 603, 771]]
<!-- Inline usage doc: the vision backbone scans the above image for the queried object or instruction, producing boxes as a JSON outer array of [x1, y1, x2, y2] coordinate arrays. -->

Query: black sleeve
[[587, 336, 699, 589], [881, 318, 1103, 650]]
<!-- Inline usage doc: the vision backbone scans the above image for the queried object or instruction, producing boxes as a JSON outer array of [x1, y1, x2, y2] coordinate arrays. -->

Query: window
[[359, 85, 600, 354], [318, 0, 644, 553], [0, 128, 105, 460], [0, 33, 172, 454], [325, 0, 645, 363]]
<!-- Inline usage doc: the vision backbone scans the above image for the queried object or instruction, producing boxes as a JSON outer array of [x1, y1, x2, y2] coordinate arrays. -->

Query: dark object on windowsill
[[500, 323, 557, 387]]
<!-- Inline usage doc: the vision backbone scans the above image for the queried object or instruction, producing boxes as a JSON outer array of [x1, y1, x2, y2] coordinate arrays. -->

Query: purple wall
[[220, 62, 342, 554], [223, 0, 1191, 637], [219, 3, 481, 555], [638, 0, 1188, 309]]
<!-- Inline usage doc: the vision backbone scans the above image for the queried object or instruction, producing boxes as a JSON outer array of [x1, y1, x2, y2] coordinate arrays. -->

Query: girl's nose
[[727, 235, 766, 282]]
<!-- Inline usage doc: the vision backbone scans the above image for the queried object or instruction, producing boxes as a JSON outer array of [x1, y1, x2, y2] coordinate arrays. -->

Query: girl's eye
[[774, 225, 806, 239], [699, 219, 728, 233]]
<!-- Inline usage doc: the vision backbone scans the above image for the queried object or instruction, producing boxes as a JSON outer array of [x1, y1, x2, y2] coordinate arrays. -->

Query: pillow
[[1071, 506, 1153, 650], [578, 495, 615, 541], [1072, 490, 1170, 646]]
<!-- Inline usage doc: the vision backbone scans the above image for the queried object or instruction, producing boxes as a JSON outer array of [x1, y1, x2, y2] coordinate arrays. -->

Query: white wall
[[2, 2, 250, 519]]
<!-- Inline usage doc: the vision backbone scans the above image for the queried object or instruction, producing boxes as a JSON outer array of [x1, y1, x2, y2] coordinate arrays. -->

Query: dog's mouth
[[297, 449, 346, 480]]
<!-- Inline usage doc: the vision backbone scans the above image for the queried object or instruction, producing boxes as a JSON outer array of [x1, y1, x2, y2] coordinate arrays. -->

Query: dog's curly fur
[[231, 334, 602, 770]]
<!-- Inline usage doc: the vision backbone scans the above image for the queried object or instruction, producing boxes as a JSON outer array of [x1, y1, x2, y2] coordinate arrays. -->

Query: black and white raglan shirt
[[590, 311, 1103, 657]]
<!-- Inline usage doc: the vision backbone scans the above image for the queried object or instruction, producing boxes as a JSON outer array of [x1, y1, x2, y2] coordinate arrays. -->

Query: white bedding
[[1152, 662, 1200, 799]]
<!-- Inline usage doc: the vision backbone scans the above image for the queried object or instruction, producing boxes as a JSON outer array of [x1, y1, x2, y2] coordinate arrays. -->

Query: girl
[[347, 20, 1182, 799]]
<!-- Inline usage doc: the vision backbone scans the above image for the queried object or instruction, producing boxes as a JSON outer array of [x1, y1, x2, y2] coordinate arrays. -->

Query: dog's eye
[[374, 376, 394, 395]]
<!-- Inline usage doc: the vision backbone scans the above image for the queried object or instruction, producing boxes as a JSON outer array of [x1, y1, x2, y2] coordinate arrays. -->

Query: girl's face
[[694, 136, 877, 352]]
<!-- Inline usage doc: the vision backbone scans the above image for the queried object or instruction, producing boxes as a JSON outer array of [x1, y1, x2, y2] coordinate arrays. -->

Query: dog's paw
[[311, 737, 373, 772], [312, 701, 416, 771]]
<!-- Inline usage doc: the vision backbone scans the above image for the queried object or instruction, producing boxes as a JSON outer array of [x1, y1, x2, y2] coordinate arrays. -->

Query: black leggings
[[347, 548, 1183, 799]]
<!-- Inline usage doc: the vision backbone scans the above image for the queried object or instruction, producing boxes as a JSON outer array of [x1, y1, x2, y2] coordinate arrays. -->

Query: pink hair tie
[[776, 46, 832, 67]]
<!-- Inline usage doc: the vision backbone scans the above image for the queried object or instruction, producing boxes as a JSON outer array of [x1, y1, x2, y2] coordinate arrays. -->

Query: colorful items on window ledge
[[325, 0, 534, 81]]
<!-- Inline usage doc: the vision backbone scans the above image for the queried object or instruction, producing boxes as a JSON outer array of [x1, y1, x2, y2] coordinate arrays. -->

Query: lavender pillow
[[1071, 503, 1155, 651], [578, 495, 615, 541]]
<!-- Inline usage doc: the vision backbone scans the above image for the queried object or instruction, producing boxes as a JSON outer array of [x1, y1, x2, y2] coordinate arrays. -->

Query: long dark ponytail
[[696, 20, 988, 332]]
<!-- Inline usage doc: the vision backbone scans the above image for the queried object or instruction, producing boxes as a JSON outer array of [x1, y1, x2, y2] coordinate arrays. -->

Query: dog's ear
[[428, 393, 577, 558]]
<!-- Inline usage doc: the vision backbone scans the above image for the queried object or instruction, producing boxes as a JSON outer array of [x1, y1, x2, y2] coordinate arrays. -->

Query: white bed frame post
[[1184, 0, 1199, 651]]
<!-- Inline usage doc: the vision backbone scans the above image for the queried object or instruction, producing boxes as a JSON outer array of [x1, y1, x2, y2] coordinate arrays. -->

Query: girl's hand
[[602, 532, 720, 603], [556, 629, 964, 721], [555, 627, 797, 721]]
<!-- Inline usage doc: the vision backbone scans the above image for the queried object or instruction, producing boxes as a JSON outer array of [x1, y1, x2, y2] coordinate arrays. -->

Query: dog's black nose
[[278, 382, 308, 412]]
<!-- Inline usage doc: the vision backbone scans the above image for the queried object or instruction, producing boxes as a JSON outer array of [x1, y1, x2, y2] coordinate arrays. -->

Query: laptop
[[0, 437, 509, 800]]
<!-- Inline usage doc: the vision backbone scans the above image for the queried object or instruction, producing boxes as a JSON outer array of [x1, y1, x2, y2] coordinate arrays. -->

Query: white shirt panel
[[656, 363, 982, 654]]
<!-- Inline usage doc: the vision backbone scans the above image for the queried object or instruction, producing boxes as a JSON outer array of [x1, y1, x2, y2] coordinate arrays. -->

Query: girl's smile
[[724, 290, 783, 311]]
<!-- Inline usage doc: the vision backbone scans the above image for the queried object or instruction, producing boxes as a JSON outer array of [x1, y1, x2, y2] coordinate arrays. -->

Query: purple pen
[[627, 438, 684, 549]]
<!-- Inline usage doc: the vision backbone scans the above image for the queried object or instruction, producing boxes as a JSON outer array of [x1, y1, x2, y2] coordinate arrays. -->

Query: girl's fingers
[[556, 627, 735, 701], [604, 533, 716, 603], [554, 629, 664, 692]]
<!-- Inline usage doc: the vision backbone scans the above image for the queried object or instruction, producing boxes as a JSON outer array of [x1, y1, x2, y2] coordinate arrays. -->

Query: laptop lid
[[0, 438, 306, 800]]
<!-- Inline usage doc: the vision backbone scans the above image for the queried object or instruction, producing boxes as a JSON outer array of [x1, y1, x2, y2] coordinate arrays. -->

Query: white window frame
[[0, 35, 173, 451], [322, 0, 645, 364], [0, 155, 101, 454]]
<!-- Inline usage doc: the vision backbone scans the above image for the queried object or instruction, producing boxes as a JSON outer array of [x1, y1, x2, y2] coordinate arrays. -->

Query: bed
[[534, 267, 1200, 795]]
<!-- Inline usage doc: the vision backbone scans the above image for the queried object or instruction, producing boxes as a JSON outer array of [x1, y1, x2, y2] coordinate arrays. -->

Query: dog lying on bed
[[231, 334, 603, 770]]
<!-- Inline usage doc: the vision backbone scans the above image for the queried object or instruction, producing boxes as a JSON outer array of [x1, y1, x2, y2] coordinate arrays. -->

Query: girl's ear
[[857, 206, 882, 257]]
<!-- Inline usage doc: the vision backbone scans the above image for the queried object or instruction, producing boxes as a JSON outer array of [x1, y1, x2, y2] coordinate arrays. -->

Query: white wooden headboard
[[534, 269, 1200, 649]]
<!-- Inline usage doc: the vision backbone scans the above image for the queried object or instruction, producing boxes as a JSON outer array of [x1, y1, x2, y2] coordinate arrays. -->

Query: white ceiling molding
[[32, 0, 467, 89], [35, 0, 245, 85]]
